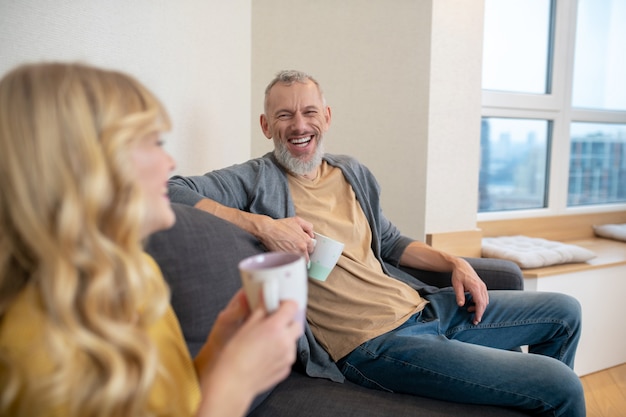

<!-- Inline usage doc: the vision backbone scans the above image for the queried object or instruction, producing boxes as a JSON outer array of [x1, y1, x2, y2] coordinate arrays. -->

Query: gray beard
[[273, 139, 324, 176]]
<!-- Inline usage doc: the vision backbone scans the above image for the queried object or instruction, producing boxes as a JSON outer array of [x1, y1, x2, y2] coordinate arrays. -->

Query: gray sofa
[[145, 203, 529, 416]]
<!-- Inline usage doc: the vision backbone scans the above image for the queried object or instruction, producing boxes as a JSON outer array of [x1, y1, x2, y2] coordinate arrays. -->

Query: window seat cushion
[[593, 223, 626, 242], [481, 235, 596, 269]]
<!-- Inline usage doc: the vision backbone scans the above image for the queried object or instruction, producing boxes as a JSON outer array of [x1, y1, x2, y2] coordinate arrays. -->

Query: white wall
[[0, 0, 484, 240], [0, 0, 251, 176], [252, 0, 484, 240]]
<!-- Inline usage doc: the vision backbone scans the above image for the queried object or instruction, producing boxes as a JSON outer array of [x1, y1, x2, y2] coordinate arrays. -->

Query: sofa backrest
[[144, 203, 266, 356]]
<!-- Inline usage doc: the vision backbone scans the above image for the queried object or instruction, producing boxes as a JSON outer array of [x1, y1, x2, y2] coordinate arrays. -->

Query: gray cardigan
[[168, 152, 419, 382]]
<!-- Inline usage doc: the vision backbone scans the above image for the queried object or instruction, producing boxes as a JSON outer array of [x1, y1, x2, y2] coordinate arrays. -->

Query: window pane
[[482, 0, 553, 94], [479, 118, 550, 212], [568, 123, 626, 206], [572, 0, 626, 110]]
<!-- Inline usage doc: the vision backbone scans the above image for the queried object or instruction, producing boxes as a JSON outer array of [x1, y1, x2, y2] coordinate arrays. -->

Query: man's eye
[[277, 114, 290, 120]]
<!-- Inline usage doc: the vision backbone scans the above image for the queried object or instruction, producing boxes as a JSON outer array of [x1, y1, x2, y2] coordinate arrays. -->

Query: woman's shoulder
[[0, 283, 54, 374], [1, 283, 44, 339]]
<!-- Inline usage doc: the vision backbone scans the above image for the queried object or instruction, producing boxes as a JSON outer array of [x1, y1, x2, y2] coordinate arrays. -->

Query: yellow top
[[288, 161, 426, 361], [0, 255, 201, 417]]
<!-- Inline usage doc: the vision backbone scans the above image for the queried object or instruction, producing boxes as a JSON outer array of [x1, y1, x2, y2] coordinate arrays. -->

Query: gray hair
[[263, 70, 325, 112]]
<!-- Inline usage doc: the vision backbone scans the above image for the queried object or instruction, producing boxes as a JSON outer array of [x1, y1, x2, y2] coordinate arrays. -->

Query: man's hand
[[450, 258, 489, 325], [399, 241, 490, 325], [257, 216, 316, 262]]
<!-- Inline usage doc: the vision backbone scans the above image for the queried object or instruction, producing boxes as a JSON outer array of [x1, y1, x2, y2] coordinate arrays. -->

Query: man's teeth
[[290, 136, 312, 146]]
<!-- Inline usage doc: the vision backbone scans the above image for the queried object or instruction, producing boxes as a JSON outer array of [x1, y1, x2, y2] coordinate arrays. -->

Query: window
[[482, 0, 553, 95], [572, 0, 626, 111], [479, 0, 626, 217]]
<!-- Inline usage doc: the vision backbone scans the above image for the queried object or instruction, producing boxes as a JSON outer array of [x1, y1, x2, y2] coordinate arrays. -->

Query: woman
[[0, 62, 302, 417]]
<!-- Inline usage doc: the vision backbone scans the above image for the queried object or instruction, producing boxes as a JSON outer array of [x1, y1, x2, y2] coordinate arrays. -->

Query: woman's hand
[[194, 290, 303, 417]]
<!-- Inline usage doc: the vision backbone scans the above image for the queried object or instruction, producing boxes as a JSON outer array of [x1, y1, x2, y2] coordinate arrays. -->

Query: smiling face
[[131, 132, 176, 238], [260, 79, 331, 178]]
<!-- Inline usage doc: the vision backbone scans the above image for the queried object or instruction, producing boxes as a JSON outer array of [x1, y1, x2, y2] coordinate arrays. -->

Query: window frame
[[479, 0, 626, 221]]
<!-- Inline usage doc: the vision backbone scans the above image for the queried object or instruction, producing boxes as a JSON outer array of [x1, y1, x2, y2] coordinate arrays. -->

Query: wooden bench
[[428, 211, 626, 376], [477, 212, 626, 278]]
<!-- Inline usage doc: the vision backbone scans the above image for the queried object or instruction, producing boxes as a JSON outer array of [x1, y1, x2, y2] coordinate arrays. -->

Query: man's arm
[[399, 241, 489, 324], [169, 157, 316, 259], [194, 198, 316, 261]]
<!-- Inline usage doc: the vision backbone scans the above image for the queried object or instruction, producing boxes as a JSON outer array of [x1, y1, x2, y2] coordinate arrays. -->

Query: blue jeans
[[337, 290, 585, 416]]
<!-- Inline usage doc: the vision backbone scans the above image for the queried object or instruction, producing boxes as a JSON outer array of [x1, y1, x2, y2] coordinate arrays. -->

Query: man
[[169, 70, 585, 415]]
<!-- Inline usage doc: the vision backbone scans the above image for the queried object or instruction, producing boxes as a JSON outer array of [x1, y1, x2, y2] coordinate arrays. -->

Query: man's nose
[[291, 112, 307, 131]]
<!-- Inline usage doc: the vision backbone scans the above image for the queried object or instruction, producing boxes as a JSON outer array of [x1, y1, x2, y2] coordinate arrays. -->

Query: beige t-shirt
[[288, 161, 427, 361]]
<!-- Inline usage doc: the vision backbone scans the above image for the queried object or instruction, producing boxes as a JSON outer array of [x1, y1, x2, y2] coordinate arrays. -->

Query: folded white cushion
[[593, 223, 626, 242], [481, 235, 596, 269]]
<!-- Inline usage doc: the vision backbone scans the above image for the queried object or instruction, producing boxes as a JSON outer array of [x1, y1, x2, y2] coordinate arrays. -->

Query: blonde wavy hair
[[0, 63, 172, 417]]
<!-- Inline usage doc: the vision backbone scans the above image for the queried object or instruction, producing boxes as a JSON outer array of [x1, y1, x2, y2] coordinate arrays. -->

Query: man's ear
[[324, 106, 332, 128], [259, 114, 272, 139]]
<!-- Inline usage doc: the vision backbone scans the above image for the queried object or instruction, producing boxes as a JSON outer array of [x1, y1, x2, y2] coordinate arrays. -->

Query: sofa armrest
[[399, 257, 524, 291]]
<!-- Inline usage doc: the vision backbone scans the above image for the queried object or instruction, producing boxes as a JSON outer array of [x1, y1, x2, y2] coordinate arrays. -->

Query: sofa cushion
[[593, 223, 626, 241]]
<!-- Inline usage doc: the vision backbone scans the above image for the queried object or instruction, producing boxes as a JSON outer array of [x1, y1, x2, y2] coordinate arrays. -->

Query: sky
[[482, 0, 626, 111]]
